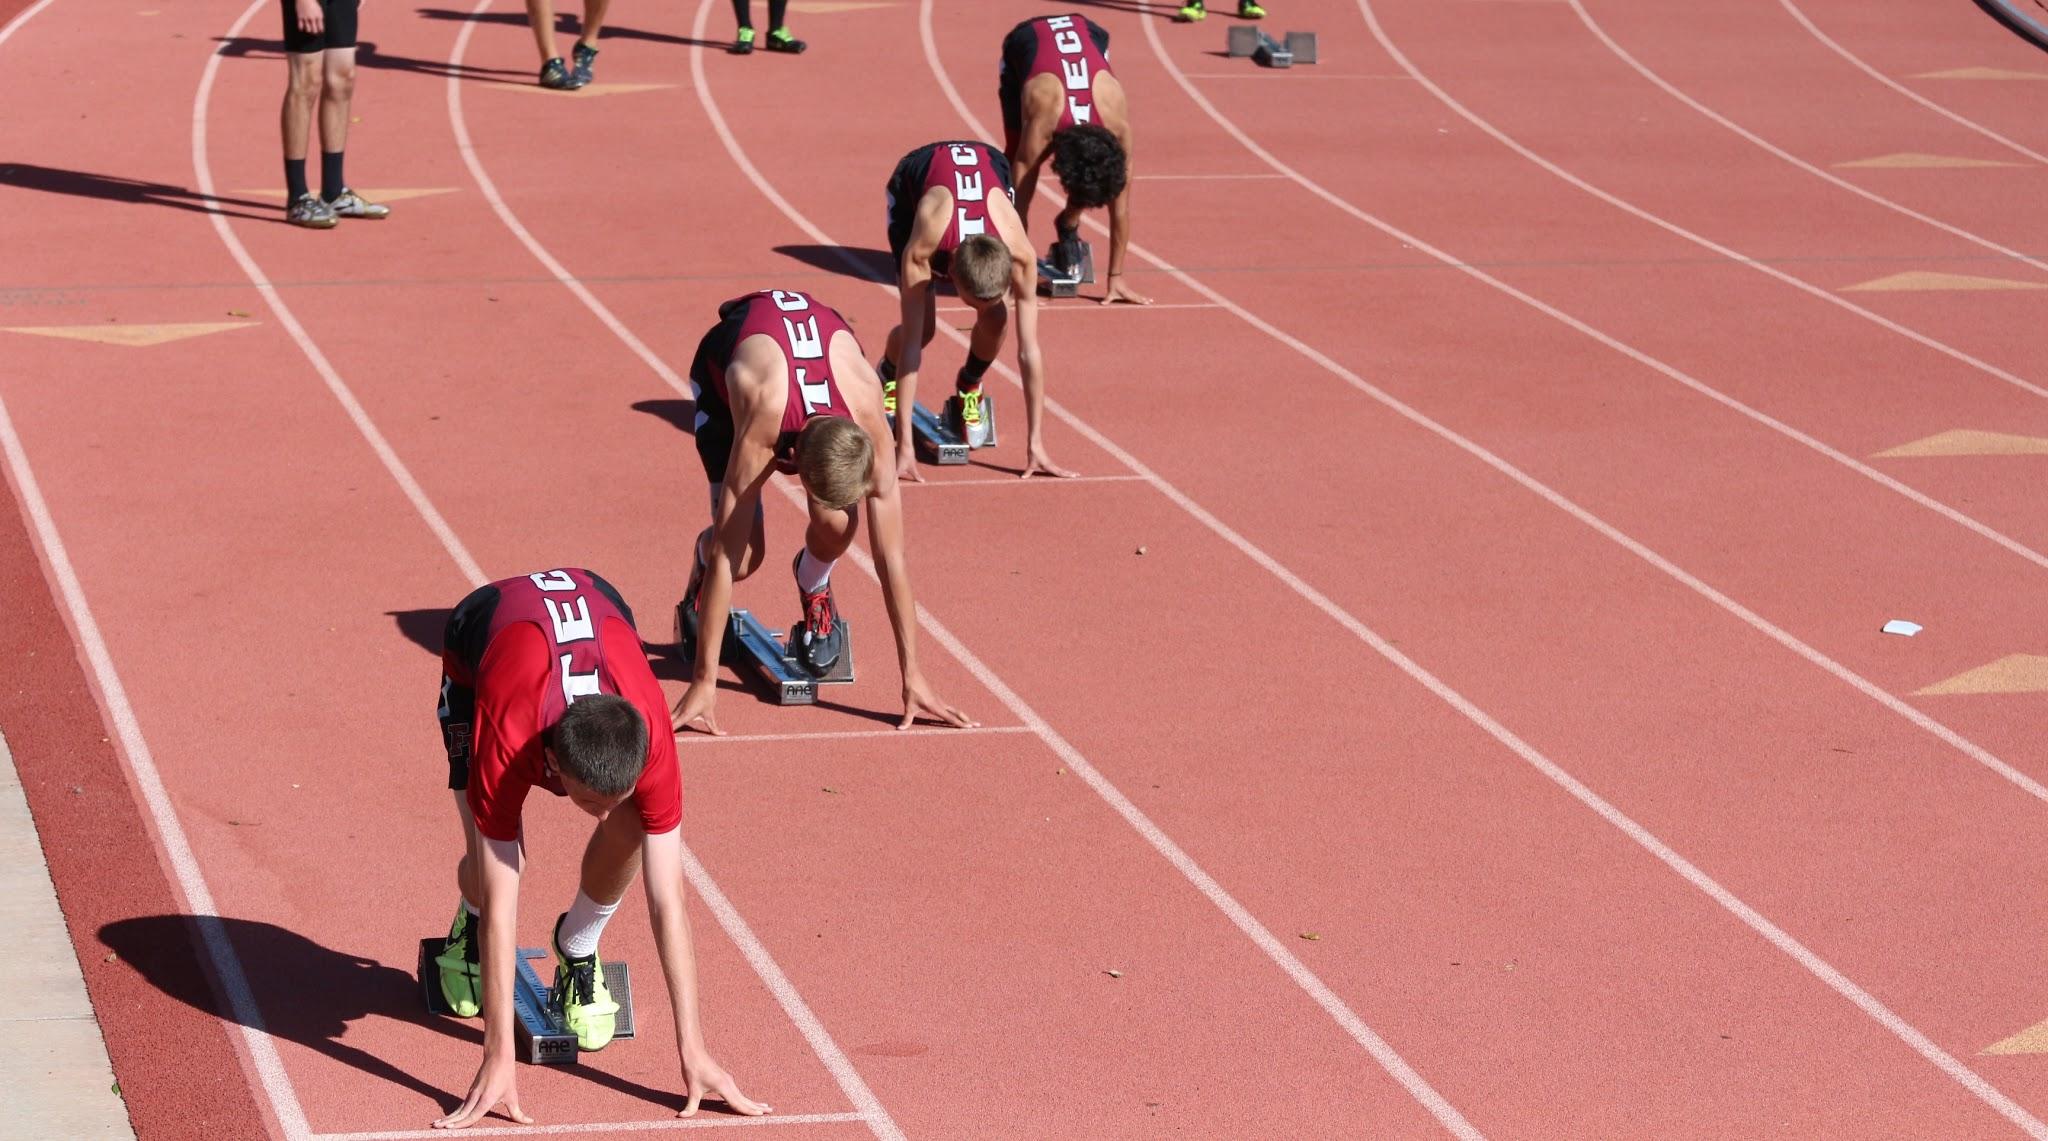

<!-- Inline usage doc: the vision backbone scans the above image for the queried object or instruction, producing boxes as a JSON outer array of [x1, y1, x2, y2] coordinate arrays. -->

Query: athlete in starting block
[[1001, 13, 1151, 307], [430, 568, 764, 1127], [880, 139, 1073, 482], [672, 289, 977, 734]]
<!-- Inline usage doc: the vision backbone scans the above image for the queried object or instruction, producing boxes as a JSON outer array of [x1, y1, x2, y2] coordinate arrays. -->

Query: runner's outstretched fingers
[[432, 1053, 532, 1129], [682, 1057, 772, 1117]]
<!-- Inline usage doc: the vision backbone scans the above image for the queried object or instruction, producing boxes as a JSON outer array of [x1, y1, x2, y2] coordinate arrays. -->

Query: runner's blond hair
[[796, 416, 873, 510]]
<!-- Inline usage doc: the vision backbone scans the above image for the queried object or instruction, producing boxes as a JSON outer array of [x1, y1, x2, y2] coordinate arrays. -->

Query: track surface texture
[[5, 0, 2048, 1137]]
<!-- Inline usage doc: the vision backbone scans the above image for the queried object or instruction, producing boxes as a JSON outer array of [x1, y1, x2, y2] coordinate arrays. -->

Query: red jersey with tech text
[[1024, 13, 1111, 132], [445, 569, 681, 843], [706, 290, 856, 464], [921, 141, 1007, 256]]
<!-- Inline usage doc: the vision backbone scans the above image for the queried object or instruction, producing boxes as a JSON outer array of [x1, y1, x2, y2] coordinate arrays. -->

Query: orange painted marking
[[1916, 655, 2048, 697], [2, 322, 256, 347], [1840, 271, 2048, 293], [1833, 153, 2023, 169], [1875, 430, 2048, 458], [1986, 1016, 2048, 1054]]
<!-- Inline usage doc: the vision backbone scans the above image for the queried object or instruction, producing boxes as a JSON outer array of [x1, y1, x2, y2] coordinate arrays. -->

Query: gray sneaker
[[286, 192, 338, 229], [569, 42, 598, 88], [326, 189, 390, 220]]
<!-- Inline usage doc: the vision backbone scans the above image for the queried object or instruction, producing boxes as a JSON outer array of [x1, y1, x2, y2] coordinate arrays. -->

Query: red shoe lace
[[804, 588, 836, 638]]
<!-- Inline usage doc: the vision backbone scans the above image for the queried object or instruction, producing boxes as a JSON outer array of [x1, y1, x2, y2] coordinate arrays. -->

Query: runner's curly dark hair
[[1049, 124, 1127, 210]]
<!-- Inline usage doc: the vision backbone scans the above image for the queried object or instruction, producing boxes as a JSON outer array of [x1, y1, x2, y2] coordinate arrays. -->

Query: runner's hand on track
[[895, 448, 924, 484], [1100, 275, 1152, 306], [680, 1053, 770, 1118], [295, 0, 323, 35], [900, 671, 977, 730], [1021, 446, 1076, 480], [432, 1054, 531, 1130], [671, 679, 724, 736]]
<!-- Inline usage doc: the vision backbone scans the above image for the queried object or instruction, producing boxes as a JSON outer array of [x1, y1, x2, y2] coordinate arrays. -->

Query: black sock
[[320, 151, 345, 201], [957, 352, 993, 393], [730, 0, 750, 29], [285, 158, 309, 201], [768, 0, 787, 27], [877, 357, 898, 383]]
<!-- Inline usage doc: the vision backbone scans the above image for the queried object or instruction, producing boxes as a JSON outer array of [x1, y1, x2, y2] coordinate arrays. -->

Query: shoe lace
[[960, 390, 981, 422], [560, 955, 598, 1004], [804, 588, 836, 638]]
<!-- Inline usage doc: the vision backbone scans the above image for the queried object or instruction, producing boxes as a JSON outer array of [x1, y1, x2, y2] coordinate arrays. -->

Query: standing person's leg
[[525, 0, 575, 87], [566, 0, 610, 86], [317, 27, 390, 219], [729, 0, 756, 53], [280, 0, 337, 228]]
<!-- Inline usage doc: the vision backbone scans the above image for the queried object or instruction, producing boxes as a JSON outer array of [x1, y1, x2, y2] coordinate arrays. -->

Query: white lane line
[[1137, 172, 1290, 180], [1354, 0, 2048, 409], [899, 474, 1150, 486], [447, 6, 899, 1140], [934, 3, 2048, 1135], [0, 0, 60, 47], [679, 726, 1035, 744], [702, 3, 1482, 1137], [936, 302, 1220, 312], [314, 1111, 868, 1139], [1571, 0, 2048, 278], [0, 399, 309, 1141], [1776, 0, 2048, 166]]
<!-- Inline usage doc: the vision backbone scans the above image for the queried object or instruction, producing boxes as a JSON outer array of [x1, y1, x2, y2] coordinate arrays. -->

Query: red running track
[[3, 0, 2048, 1136]]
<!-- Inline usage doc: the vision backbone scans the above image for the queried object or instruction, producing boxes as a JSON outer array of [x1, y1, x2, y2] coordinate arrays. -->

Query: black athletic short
[[686, 297, 755, 484], [883, 141, 1016, 276], [281, 0, 360, 53], [434, 574, 636, 791], [997, 16, 1110, 152]]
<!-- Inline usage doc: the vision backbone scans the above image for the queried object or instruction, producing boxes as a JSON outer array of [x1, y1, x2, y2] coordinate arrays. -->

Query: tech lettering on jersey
[[1046, 15, 1095, 125]]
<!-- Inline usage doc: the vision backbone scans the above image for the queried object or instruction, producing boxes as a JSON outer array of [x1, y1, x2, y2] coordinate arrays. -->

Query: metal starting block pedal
[[908, 401, 969, 465], [1226, 26, 1318, 68], [418, 939, 636, 1066], [730, 607, 852, 705], [1036, 237, 1094, 298]]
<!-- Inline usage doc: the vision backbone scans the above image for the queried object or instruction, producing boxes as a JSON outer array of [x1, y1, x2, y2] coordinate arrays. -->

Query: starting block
[[902, 402, 969, 465], [418, 939, 636, 1066], [1226, 26, 1318, 68], [1037, 235, 1094, 298], [731, 607, 852, 705]]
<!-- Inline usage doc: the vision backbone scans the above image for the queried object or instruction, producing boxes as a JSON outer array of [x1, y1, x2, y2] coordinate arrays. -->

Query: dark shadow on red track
[[0, 163, 279, 222]]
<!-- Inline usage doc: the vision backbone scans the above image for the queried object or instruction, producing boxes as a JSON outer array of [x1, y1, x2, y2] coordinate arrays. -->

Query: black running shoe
[[674, 550, 707, 659], [732, 26, 756, 54], [569, 42, 598, 88], [765, 26, 807, 53], [539, 57, 574, 89], [790, 551, 844, 676]]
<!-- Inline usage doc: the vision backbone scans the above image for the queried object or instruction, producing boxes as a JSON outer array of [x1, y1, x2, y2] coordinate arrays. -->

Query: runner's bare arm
[[1010, 88, 1059, 232], [671, 363, 782, 736], [1100, 85, 1150, 305], [642, 827, 769, 1117], [433, 836, 529, 1129]]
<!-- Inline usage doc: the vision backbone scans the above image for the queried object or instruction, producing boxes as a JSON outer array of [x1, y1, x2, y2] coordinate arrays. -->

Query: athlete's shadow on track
[[772, 245, 894, 286], [213, 36, 531, 83], [100, 915, 688, 1113], [413, 9, 731, 51], [0, 163, 278, 223]]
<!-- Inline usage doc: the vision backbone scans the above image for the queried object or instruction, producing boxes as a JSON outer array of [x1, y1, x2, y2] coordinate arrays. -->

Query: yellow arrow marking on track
[[1913, 67, 2048, 80], [493, 82, 676, 98], [1917, 655, 2048, 697], [235, 188, 457, 203], [2, 322, 256, 347], [1875, 430, 2048, 458], [1834, 152, 2024, 169], [1986, 1016, 2048, 1054], [1841, 271, 2048, 292]]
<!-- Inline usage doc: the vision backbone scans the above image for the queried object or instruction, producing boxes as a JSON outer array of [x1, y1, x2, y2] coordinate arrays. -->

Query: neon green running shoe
[[733, 26, 756, 54], [433, 905, 482, 1018], [550, 913, 619, 1051], [1238, 1, 1266, 17], [765, 26, 807, 53], [1176, 2, 1206, 21]]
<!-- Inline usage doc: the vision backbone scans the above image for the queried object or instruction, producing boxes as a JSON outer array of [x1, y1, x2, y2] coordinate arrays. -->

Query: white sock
[[796, 548, 835, 594], [559, 890, 619, 959]]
